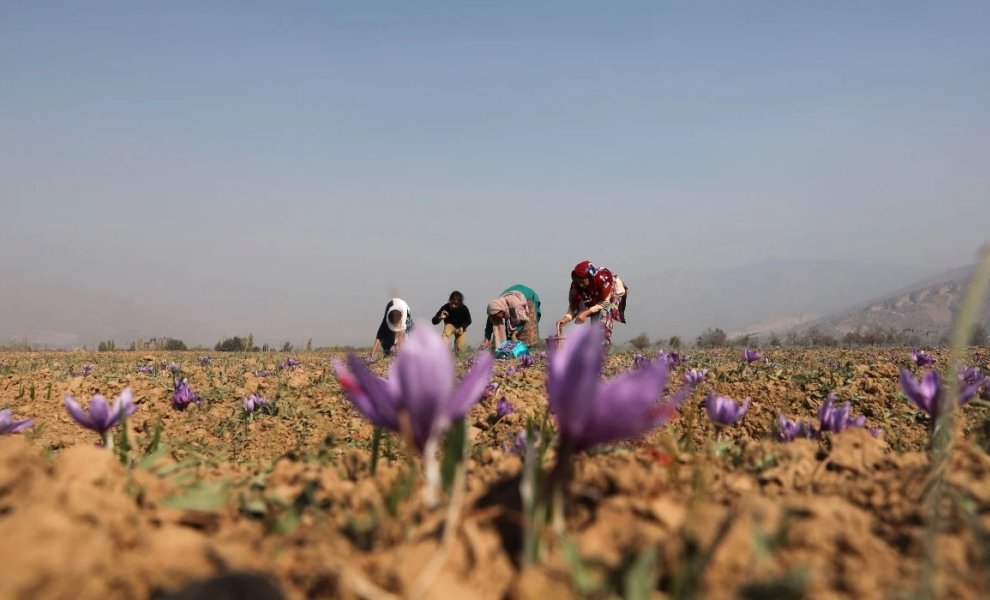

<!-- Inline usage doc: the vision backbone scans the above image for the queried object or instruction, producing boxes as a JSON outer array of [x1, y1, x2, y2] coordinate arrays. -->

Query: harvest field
[[2, 343, 990, 599]]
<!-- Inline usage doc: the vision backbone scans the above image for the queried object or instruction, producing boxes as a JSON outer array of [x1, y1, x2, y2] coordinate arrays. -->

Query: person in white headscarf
[[370, 298, 413, 359]]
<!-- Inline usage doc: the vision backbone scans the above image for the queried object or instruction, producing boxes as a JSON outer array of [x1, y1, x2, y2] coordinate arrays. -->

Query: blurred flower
[[253, 370, 271, 378], [333, 328, 494, 452], [503, 430, 541, 455], [704, 393, 750, 426], [496, 396, 514, 418], [959, 366, 985, 404], [776, 414, 812, 442], [138, 364, 154, 375], [633, 353, 648, 369], [911, 349, 935, 368], [172, 378, 201, 411], [243, 394, 270, 414], [199, 356, 212, 366], [547, 326, 685, 451], [816, 393, 866, 433], [281, 357, 301, 370], [519, 354, 535, 368], [743, 348, 762, 363], [0, 409, 33, 434], [167, 362, 180, 374], [683, 368, 707, 386], [900, 369, 942, 418], [80, 363, 93, 377], [65, 388, 135, 448], [658, 351, 685, 368]]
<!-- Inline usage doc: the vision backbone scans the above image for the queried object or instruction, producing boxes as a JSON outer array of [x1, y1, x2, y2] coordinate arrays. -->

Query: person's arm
[[462, 306, 472, 331], [431, 304, 448, 326], [370, 338, 381, 359]]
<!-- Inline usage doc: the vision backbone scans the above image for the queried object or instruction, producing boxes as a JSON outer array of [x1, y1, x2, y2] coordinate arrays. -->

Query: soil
[[1, 347, 989, 599]]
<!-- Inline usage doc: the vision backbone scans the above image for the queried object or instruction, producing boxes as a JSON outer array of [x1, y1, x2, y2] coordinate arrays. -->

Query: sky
[[1, 1, 988, 347]]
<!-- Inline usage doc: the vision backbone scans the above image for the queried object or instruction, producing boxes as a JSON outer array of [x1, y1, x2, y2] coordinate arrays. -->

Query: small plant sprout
[[743, 347, 762, 363], [65, 388, 135, 450], [172, 378, 201, 411], [334, 327, 494, 504], [0, 409, 33, 434]]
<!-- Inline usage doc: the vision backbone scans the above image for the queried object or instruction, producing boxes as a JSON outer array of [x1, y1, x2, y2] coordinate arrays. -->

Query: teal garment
[[484, 284, 542, 341]]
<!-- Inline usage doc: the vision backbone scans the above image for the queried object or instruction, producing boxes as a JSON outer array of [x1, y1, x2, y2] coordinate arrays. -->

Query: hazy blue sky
[[1, 2, 988, 347]]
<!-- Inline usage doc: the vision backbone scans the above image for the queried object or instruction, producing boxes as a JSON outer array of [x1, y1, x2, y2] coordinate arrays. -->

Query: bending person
[[556, 261, 627, 349], [431, 290, 472, 353], [370, 298, 414, 359], [481, 285, 542, 349]]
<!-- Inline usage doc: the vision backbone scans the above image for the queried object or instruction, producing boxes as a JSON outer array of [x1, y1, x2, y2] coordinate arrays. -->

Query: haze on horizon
[[2, 2, 989, 349]]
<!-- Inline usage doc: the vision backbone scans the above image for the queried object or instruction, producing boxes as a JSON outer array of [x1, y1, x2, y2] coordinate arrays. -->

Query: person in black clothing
[[370, 298, 413, 359], [431, 290, 472, 352]]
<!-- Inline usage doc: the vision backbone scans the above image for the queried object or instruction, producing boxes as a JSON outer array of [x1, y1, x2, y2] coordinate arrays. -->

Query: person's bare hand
[[439, 310, 449, 320]]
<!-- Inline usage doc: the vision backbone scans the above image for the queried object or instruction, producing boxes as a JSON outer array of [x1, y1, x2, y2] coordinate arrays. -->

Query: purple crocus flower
[[911, 349, 935, 368], [253, 369, 271, 378], [547, 325, 687, 451], [199, 356, 212, 366], [138, 363, 155, 375], [503, 430, 541, 455], [65, 388, 135, 449], [900, 369, 942, 418], [281, 357, 301, 370], [705, 393, 750, 427], [776, 414, 811, 442], [172, 378, 201, 411], [743, 347, 762, 363], [817, 393, 866, 433], [658, 351, 685, 368], [0, 409, 33, 434], [333, 327, 494, 452], [683, 369, 707, 386], [243, 394, 270, 414], [167, 362, 181, 374], [496, 396, 514, 418], [80, 363, 94, 377], [519, 354, 534, 368], [633, 354, 648, 369], [958, 366, 985, 404]]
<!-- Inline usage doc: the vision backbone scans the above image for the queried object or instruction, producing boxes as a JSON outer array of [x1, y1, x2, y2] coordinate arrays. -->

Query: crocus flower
[[503, 430, 541, 455], [705, 393, 750, 426], [547, 325, 686, 451], [900, 369, 942, 418], [743, 347, 762, 363], [0, 409, 33, 434], [633, 354, 648, 369], [911, 349, 935, 368], [683, 369, 707, 386], [65, 388, 135, 449], [172, 378, 200, 411], [958, 366, 985, 404], [80, 363, 94, 377], [776, 414, 811, 442], [243, 394, 270, 414], [658, 351, 685, 368], [817, 393, 866, 433], [333, 327, 494, 453], [253, 370, 271, 378], [496, 396, 514, 418], [138, 364, 154, 375], [199, 356, 212, 366], [519, 354, 534, 368], [281, 357, 301, 370], [167, 362, 181, 374]]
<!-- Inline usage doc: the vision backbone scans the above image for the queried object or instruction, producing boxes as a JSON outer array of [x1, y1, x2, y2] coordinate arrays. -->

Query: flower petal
[[572, 359, 671, 449], [64, 395, 95, 431], [548, 325, 605, 440], [392, 328, 456, 446], [445, 352, 494, 421], [340, 356, 400, 431]]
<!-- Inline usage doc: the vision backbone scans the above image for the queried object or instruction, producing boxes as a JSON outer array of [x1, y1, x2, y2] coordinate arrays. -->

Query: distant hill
[[782, 265, 990, 343]]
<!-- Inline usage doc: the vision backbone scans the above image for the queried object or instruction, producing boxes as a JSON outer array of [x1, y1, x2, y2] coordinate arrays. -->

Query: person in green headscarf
[[480, 284, 541, 349]]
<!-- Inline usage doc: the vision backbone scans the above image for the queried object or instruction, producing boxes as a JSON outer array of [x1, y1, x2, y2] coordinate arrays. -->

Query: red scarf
[[568, 261, 614, 313]]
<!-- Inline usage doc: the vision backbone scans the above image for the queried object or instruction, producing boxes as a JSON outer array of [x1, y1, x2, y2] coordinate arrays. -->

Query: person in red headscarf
[[556, 261, 627, 348]]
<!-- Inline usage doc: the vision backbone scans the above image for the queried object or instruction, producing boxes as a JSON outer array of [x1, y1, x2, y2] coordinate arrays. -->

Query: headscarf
[[384, 298, 410, 333], [487, 291, 529, 328]]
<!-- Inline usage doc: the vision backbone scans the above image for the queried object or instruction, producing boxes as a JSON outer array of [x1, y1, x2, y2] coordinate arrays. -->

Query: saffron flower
[[817, 393, 866, 433], [911, 349, 935, 368], [776, 414, 811, 442], [743, 347, 762, 363], [281, 357, 301, 370], [958, 366, 985, 404], [138, 363, 154, 375], [496, 396, 514, 418], [243, 394, 270, 414], [80, 363, 94, 377], [333, 327, 494, 452], [705, 393, 750, 426], [65, 388, 135, 449], [658, 351, 685, 368], [899, 369, 943, 418], [0, 409, 33, 434], [167, 362, 180, 374], [683, 368, 707, 386], [503, 430, 540, 455], [633, 354, 648, 369], [172, 378, 201, 411], [519, 354, 535, 368], [253, 369, 271, 378], [547, 325, 686, 451], [199, 356, 212, 366]]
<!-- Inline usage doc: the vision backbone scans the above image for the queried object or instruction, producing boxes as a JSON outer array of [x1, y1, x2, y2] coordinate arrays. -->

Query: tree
[[971, 323, 989, 347], [162, 338, 187, 351], [668, 335, 681, 350], [215, 336, 247, 352], [696, 327, 727, 349], [281, 341, 293, 352], [629, 332, 651, 350]]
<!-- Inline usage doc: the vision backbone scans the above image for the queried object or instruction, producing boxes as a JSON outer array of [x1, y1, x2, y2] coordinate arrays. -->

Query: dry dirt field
[[1, 347, 989, 599]]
